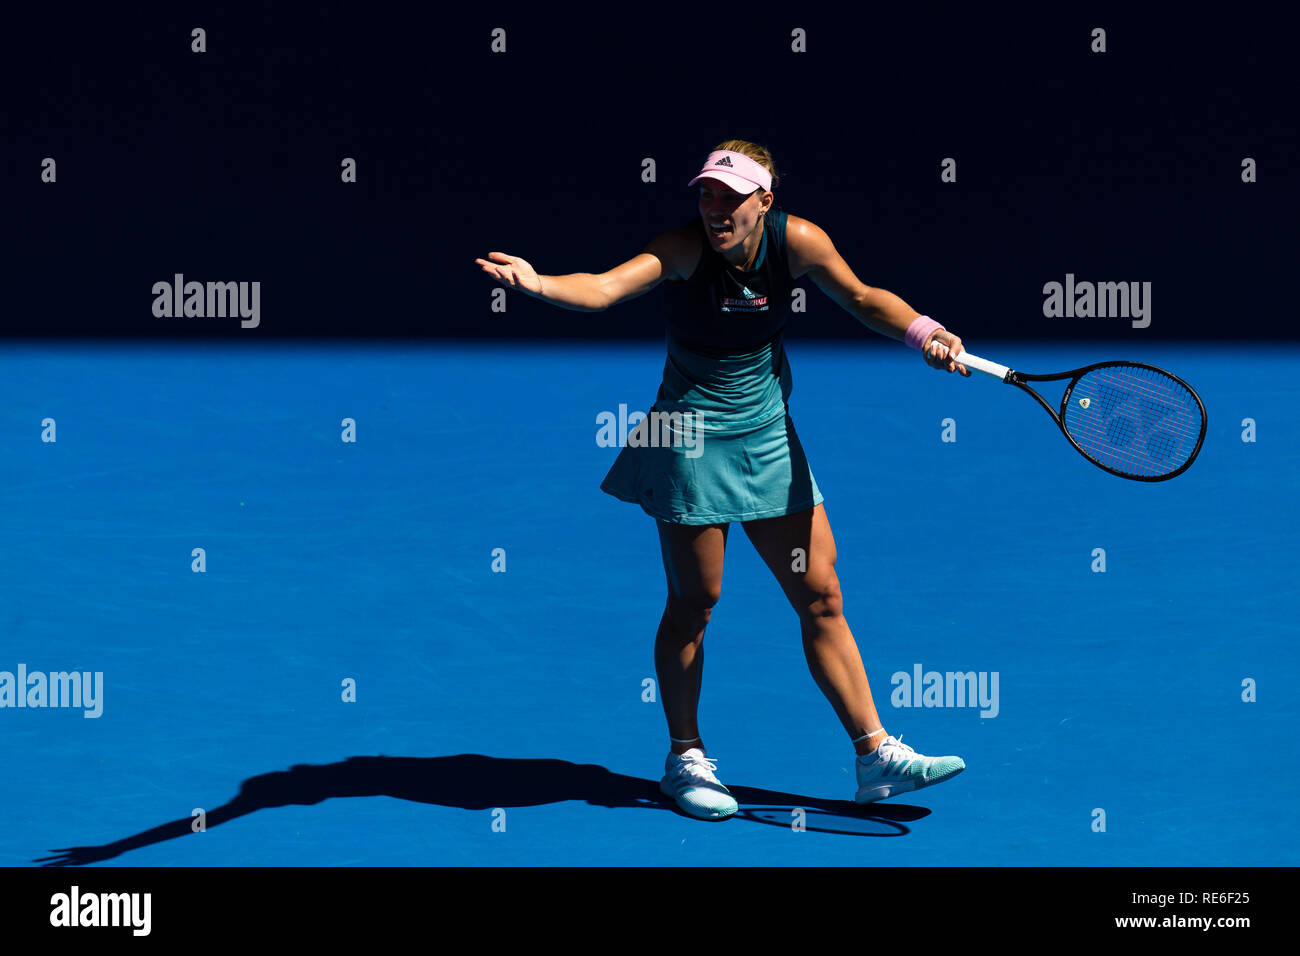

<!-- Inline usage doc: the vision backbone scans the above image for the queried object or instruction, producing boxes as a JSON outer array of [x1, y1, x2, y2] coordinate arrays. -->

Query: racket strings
[[1063, 365, 1203, 477]]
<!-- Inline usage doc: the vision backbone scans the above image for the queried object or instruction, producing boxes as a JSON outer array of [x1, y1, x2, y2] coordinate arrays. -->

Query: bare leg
[[741, 503, 888, 756], [654, 519, 729, 755]]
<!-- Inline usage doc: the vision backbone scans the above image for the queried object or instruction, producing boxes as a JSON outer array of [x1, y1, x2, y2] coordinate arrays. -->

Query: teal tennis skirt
[[599, 333, 823, 525]]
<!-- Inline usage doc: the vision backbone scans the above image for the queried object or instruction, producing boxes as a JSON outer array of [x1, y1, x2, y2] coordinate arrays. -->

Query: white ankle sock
[[857, 737, 893, 764]]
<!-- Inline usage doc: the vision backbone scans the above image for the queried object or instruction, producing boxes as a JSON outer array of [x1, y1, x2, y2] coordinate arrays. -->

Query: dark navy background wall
[[3, 5, 1292, 340]]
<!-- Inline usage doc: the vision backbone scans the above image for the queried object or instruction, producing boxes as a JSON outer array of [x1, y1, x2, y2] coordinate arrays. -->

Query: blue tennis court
[[2, 341, 1294, 866]]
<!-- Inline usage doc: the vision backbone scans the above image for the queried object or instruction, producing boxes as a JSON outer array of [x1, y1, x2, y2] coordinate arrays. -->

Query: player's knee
[[801, 573, 843, 621], [666, 588, 720, 635]]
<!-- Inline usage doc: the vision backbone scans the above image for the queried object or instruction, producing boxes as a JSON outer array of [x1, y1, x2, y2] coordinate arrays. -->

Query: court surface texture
[[2, 341, 1293, 866]]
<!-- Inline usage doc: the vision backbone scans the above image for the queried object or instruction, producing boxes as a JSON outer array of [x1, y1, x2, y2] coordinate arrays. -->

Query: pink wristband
[[904, 315, 945, 351]]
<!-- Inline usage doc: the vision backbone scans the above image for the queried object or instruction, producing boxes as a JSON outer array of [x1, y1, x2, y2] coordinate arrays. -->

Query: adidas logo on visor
[[714, 156, 733, 167]]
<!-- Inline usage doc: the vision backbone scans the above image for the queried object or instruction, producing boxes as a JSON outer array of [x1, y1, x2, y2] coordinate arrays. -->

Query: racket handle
[[943, 349, 1011, 381]]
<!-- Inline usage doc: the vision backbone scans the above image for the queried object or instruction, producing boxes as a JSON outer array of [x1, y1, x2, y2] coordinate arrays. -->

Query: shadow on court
[[34, 755, 929, 865]]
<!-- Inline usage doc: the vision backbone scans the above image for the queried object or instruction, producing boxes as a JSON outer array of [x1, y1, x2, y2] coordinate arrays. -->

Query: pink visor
[[687, 149, 772, 194]]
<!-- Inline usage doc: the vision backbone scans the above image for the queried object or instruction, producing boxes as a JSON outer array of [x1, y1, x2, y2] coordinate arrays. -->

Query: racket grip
[[945, 349, 1011, 381]]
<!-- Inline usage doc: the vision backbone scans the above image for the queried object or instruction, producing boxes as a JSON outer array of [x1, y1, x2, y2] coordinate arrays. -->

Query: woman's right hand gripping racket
[[929, 342, 1207, 481]]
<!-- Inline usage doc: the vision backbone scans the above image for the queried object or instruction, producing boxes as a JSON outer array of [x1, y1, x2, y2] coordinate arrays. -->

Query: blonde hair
[[713, 139, 779, 191]]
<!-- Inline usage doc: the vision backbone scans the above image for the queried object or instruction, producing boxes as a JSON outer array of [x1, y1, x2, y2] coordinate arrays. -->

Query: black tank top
[[662, 207, 792, 354]]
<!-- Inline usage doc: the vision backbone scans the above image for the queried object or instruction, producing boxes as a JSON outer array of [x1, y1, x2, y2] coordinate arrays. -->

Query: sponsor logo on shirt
[[721, 284, 767, 312]]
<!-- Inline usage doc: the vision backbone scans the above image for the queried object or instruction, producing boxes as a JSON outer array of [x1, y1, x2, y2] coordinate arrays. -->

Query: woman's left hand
[[923, 330, 970, 376]]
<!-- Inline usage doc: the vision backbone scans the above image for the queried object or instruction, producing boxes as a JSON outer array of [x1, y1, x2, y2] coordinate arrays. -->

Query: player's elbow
[[849, 285, 882, 320], [855, 284, 882, 309], [598, 275, 654, 312], [591, 274, 615, 311], [598, 252, 670, 312]]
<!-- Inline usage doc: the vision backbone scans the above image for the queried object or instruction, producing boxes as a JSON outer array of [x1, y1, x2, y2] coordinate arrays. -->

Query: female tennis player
[[476, 140, 969, 820]]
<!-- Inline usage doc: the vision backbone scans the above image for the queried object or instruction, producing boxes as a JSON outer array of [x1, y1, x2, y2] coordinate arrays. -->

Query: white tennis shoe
[[855, 734, 965, 804], [660, 748, 738, 820]]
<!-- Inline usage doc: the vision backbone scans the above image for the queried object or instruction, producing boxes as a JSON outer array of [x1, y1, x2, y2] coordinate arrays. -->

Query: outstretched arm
[[786, 215, 970, 375], [474, 252, 606, 312], [474, 227, 691, 313]]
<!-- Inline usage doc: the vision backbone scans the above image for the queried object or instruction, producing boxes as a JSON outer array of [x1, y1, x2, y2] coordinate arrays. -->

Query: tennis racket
[[938, 346, 1207, 481]]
